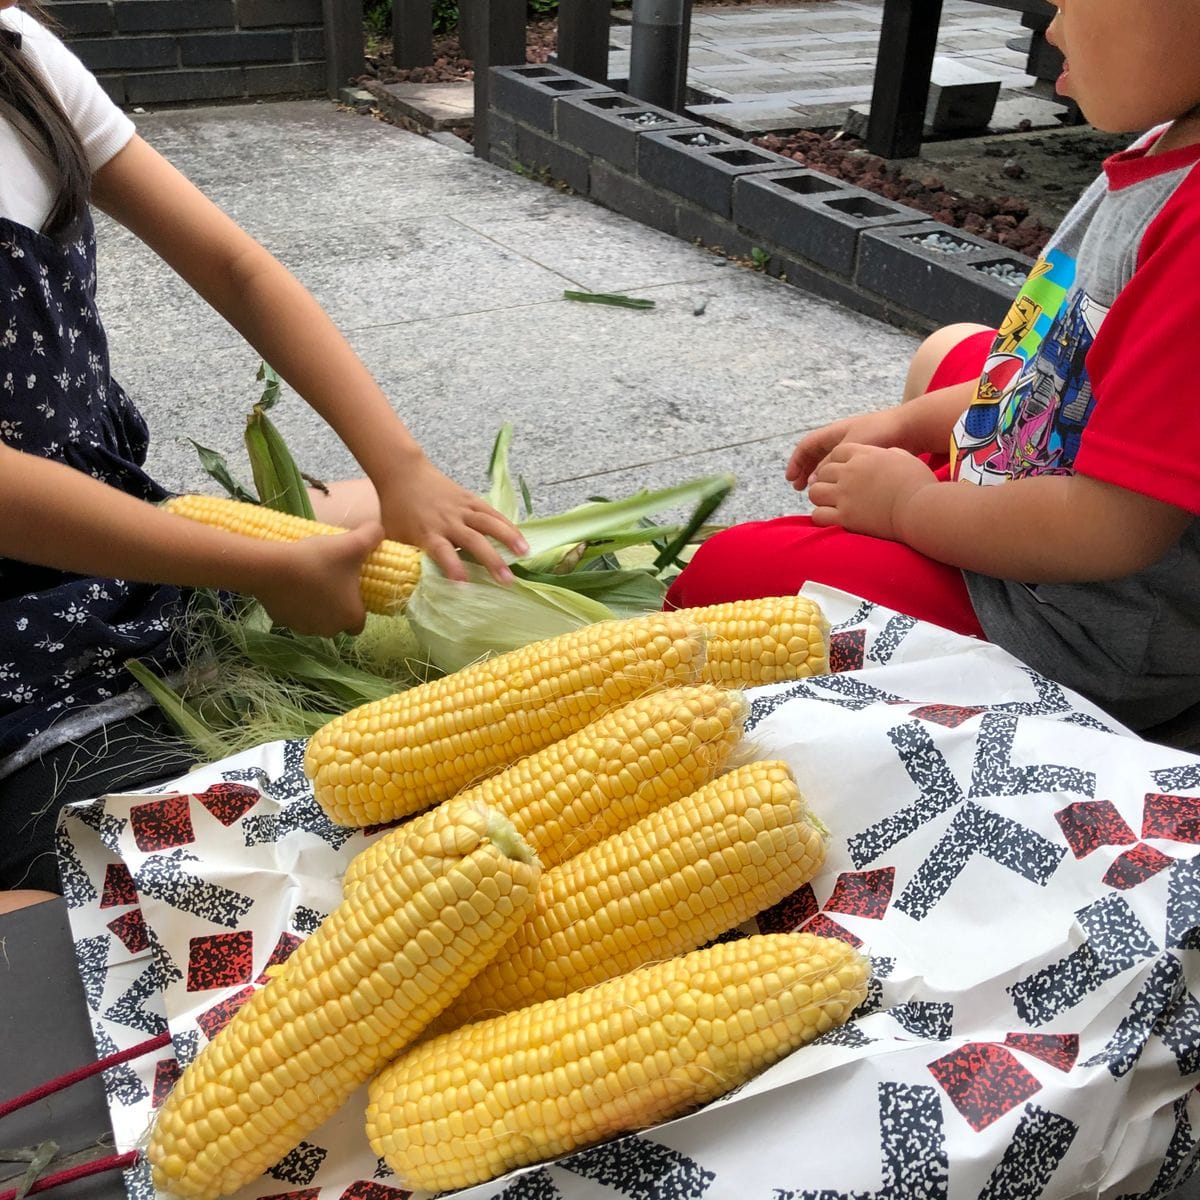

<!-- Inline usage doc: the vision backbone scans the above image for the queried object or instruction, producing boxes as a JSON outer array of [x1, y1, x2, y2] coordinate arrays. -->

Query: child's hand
[[808, 444, 937, 541], [377, 459, 528, 585], [253, 523, 384, 636], [786, 409, 906, 491]]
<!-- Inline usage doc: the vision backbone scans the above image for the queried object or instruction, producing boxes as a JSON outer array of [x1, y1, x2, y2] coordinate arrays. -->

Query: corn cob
[[146, 799, 541, 1200], [341, 684, 748, 893], [430, 759, 826, 1031], [673, 594, 830, 684], [163, 493, 421, 614], [305, 613, 706, 827], [367, 932, 869, 1192]]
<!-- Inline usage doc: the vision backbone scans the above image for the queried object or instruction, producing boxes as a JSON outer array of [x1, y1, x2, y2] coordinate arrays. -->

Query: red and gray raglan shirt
[[947, 132, 1200, 730]]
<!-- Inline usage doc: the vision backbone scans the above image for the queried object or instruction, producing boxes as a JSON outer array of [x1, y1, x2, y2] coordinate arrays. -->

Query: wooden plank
[[864, 0, 942, 159], [392, 0, 433, 69], [469, 0, 526, 159], [557, 0, 610, 84], [323, 0, 365, 99]]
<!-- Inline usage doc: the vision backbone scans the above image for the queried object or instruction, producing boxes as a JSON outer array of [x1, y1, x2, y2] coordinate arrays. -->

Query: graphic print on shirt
[[950, 248, 1109, 487]]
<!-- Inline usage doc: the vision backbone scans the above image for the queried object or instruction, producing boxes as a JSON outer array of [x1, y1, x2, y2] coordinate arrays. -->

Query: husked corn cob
[[431, 759, 826, 1031], [342, 684, 748, 892], [367, 932, 869, 1192], [673, 594, 829, 684], [147, 799, 541, 1200], [305, 613, 706, 827], [163, 493, 421, 614]]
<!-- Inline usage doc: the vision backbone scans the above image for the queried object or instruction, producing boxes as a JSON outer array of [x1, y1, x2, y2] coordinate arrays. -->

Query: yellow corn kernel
[[432, 760, 826, 1030], [342, 684, 748, 893], [163, 493, 420, 615], [671, 594, 829, 684], [367, 933, 869, 1192], [147, 799, 540, 1200], [306, 613, 706, 827]]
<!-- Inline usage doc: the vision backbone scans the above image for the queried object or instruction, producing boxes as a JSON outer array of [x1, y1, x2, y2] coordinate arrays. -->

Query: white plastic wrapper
[[57, 586, 1200, 1200]]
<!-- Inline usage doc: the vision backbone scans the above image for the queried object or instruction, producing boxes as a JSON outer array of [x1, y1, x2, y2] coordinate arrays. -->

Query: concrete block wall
[[44, 0, 326, 105], [487, 64, 1035, 335]]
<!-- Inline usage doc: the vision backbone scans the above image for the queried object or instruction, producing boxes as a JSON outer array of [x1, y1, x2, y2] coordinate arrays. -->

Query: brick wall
[[44, 0, 328, 105]]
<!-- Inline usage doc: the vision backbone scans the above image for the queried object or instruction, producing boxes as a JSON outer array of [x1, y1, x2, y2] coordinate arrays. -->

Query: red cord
[[0, 1033, 171, 1197], [0, 1033, 170, 1121], [0, 1150, 140, 1200]]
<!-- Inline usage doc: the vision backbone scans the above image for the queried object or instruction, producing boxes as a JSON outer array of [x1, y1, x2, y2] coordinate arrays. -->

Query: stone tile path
[[604, 0, 1070, 135]]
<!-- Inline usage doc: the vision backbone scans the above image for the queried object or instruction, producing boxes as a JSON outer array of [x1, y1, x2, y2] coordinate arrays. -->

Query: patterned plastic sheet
[[57, 585, 1200, 1200]]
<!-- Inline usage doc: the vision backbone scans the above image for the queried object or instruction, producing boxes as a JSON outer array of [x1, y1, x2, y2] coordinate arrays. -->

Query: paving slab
[[365, 80, 474, 129], [101, 99, 915, 528]]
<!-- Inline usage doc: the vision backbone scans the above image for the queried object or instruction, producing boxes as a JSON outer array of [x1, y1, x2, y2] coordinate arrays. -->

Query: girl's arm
[[808, 443, 1192, 582], [89, 135, 526, 582], [0, 441, 382, 636]]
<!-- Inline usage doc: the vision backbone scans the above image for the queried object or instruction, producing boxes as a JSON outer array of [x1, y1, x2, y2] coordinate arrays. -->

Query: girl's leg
[[665, 516, 985, 637], [308, 477, 380, 527], [0, 708, 196, 893]]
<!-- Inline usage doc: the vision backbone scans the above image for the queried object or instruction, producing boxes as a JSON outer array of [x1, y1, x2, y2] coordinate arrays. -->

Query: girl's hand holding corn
[[248, 520, 384, 637]]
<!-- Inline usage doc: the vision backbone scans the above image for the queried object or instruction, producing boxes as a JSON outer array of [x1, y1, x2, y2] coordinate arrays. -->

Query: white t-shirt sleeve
[[0, 8, 134, 229]]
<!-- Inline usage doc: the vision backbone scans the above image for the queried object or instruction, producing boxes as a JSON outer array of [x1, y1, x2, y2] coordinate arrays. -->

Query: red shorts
[[664, 328, 995, 637]]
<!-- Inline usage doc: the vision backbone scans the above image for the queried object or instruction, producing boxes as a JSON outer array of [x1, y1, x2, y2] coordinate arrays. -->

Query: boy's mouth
[[1056, 58, 1070, 95]]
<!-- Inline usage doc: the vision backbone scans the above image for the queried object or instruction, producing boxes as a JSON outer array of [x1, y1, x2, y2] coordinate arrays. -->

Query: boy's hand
[[253, 523, 384, 636], [808, 444, 938, 541], [377, 458, 529, 585], [786, 408, 907, 491]]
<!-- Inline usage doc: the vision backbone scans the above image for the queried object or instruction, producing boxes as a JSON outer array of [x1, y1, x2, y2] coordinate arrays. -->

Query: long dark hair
[[0, 13, 90, 239]]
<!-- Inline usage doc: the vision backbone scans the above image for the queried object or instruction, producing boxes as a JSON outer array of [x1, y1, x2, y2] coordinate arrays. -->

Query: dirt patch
[[361, 18, 557, 84]]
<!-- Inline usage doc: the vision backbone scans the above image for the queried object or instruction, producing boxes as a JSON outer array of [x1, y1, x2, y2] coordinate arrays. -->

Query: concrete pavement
[[102, 98, 918, 529]]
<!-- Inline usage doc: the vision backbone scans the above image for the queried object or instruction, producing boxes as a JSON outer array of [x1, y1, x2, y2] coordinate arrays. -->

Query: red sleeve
[[1075, 163, 1200, 514]]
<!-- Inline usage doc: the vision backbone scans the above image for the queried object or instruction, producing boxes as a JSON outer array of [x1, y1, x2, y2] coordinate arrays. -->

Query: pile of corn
[[148, 596, 870, 1199]]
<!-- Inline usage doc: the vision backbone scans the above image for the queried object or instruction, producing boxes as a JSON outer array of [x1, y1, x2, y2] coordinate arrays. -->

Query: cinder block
[[486, 110, 518, 163], [237, 0, 322, 25], [734, 169, 928, 275], [638, 128, 787, 218], [245, 61, 325, 94], [115, 0, 233, 32], [49, 2, 115, 36], [856, 222, 1033, 328], [66, 34, 175, 70], [556, 93, 702, 173], [925, 56, 1001, 132], [515, 123, 591, 194], [768, 251, 923, 332], [124, 66, 243, 102], [676, 202, 756, 261], [589, 160, 678, 236], [179, 29, 292, 65], [490, 64, 612, 134]]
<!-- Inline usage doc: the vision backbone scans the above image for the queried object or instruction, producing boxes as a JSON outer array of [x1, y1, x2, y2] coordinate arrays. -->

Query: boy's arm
[[89, 136, 525, 582], [808, 443, 1192, 582], [787, 379, 978, 489], [0, 441, 382, 635]]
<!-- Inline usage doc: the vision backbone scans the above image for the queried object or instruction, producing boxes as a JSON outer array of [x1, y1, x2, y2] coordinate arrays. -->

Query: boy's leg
[[665, 516, 984, 638], [903, 322, 994, 402], [665, 325, 997, 630]]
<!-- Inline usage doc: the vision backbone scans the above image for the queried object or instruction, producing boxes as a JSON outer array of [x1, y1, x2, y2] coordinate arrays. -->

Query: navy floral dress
[[0, 211, 185, 773]]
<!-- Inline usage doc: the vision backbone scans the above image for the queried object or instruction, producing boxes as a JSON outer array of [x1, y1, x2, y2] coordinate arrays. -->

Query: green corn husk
[[136, 383, 736, 762]]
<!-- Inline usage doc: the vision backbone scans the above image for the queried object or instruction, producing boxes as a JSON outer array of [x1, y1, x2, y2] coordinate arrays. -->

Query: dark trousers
[[0, 709, 196, 892]]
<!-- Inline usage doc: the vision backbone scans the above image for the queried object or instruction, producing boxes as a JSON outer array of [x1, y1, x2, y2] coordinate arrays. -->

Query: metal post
[[469, 0, 526, 160], [556, 0, 610, 85], [864, 0, 942, 159], [393, 0, 433, 69], [323, 0, 365, 100], [628, 0, 689, 113]]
